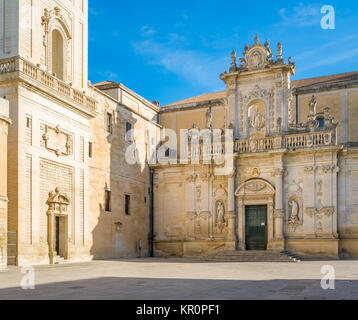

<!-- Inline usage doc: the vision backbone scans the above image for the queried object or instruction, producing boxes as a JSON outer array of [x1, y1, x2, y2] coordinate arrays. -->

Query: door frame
[[235, 179, 275, 251], [245, 205, 268, 250]]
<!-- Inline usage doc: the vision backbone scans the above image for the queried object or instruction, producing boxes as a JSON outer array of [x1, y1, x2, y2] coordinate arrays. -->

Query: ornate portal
[[46, 188, 70, 264]]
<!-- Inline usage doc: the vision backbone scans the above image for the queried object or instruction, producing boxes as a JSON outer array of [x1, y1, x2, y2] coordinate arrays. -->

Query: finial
[[277, 42, 283, 62], [254, 34, 259, 44], [264, 39, 270, 49], [277, 42, 282, 56], [229, 50, 237, 72]]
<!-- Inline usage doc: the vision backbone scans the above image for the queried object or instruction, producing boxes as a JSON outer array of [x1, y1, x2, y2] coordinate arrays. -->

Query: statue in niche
[[215, 201, 227, 234], [248, 104, 265, 131], [216, 201, 225, 224], [288, 199, 300, 224], [309, 95, 317, 115]]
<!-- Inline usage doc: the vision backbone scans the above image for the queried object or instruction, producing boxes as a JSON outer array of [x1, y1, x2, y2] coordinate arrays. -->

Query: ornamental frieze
[[305, 207, 335, 217]]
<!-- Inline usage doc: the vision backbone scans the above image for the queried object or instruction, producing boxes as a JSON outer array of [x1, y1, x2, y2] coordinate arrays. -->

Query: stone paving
[[0, 258, 358, 300]]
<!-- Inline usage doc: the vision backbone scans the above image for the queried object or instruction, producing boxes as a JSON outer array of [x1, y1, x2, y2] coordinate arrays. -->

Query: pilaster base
[[268, 239, 285, 251]]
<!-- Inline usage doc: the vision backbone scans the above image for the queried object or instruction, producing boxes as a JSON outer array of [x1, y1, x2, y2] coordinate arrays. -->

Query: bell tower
[[221, 35, 296, 139], [0, 0, 89, 90]]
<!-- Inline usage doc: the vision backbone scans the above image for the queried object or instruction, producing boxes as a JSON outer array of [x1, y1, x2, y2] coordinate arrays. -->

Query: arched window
[[52, 29, 64, 80]]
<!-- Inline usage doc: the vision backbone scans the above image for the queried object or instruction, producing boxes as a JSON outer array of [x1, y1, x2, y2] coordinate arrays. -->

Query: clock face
[[248, 49, 264, 70]]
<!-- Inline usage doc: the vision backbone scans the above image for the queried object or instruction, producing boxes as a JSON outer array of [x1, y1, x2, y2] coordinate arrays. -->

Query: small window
[[125, 122, 133, 142], [89, 142, 93, 158], [26, 117, 31, 128], [165, 148, 170, 157], [125, 194, 130, 215], [106, 112, 113, 133], [105, 190, 111, 212], [317, 117, 324, 128]]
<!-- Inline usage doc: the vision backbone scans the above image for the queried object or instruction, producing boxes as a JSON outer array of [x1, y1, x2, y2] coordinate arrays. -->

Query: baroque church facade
[[0, 0, 358, 268]]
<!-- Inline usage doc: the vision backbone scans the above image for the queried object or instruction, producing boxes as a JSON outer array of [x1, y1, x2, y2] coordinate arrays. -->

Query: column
[[227, 170, 236, 241], [0, 98, 11, 270], [274, 168, 285, 241]]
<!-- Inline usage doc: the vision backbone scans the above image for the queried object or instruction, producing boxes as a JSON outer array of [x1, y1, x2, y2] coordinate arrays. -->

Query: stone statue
[[216, 201, 225, 224], [309, 95, 317, 115], [206, 106, 213, 130], [289, 199, 299, 224], [277, 42, 282, 56], [248, 104, 265, 131]]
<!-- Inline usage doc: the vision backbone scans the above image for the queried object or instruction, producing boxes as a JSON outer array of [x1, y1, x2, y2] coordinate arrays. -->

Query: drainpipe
[[149, 168, 154, 257]]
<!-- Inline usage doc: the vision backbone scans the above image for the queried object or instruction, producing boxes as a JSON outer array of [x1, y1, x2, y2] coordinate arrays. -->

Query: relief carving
[[42, 125, 72, 157], [248, 103, 265, 131], [246, 182, 266, 192]]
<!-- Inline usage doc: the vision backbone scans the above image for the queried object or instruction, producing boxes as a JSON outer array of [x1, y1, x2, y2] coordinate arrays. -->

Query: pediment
[[235, 179, 275, 196]]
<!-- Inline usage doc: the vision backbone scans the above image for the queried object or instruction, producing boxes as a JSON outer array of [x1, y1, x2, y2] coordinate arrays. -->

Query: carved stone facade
[[1, 2, 358, 266], [0, 0, 160, 266], [155, 36, 358, 259]]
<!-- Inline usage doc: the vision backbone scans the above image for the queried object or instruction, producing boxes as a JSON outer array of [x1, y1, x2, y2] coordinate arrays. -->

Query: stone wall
[[88, 86, 160, 259], [0, 98, 10, 270]]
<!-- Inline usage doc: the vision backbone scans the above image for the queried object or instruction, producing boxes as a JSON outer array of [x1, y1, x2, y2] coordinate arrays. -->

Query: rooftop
[[163, 71, 358, 108]]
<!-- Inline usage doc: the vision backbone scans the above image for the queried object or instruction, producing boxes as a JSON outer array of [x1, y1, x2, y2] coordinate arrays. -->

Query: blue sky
[[88, 1, 358, 106]]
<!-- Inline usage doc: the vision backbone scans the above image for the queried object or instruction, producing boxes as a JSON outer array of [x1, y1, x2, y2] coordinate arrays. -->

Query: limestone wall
[[0, 0, 89, 89], [0, 98, 10, 270], [88, 87, 160, 259], [298, 88, 358, 144]]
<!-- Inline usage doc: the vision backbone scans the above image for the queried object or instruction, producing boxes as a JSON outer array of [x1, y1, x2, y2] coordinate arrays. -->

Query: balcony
[[234, 130, 337, 154], [0, 56, 96, 116]]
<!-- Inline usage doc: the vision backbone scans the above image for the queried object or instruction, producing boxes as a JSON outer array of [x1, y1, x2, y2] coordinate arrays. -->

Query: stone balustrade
[[180, 130, 337, 161], [235, 130, 337, 154], [0, 56, 96, 114]]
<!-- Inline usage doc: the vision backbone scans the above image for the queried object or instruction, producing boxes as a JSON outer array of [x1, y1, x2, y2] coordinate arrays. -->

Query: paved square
[[1, 259, 358, 300]]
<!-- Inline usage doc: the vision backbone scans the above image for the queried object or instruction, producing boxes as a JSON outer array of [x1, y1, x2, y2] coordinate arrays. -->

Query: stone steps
[[54, 256, 71, 264], [202, 250, 301, 263]]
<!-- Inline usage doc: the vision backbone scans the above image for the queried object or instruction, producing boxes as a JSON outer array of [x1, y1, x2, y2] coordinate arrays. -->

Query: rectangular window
[[106, 112, 112, 133], [125, 194, 130, 215], [89, 142, 93, 158], [25, 116, 32, 146], [105, 190, 111, 212], [125, 122, 132, 142]]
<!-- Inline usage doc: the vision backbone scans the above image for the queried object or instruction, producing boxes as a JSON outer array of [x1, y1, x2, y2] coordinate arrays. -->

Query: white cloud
[[97, 71, 120, 81], [141, 26, 156, 36], [132, 38, 227, 89], [294, 34, 358, 61], [297, 48, 358, 72], [277, 3, 321, 27]]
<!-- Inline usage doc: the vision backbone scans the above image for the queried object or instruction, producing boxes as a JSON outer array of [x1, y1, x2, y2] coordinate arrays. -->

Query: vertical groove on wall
[[79, 136, 84, 162], [80, 169, 84, 246], [26, 154, 32, 244]]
